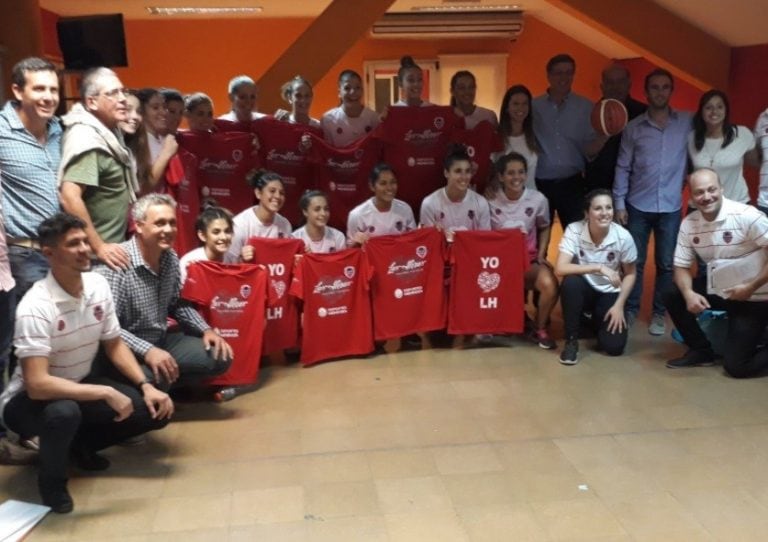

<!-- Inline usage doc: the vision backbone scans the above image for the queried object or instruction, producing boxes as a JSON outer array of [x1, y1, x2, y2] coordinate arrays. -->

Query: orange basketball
[[591, 98, 628, 136]]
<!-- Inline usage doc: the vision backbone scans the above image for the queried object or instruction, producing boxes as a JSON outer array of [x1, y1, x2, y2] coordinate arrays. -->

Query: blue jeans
[[625, 204, 681, 316], [5, 246, 50, 381]]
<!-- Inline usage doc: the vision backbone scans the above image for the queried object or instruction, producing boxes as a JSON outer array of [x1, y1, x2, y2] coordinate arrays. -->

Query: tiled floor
[[5, 318, 768, 542]]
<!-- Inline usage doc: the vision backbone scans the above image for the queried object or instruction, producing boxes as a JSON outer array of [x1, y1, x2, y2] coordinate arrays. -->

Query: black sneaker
[[559, 339, 579, 365], [38, 475, 74, 514], [72, 446, 111, 471], [666, 348, 716, 369]]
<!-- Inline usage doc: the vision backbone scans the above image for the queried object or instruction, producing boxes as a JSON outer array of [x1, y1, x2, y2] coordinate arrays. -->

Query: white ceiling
[[39, 0, 766, 59]]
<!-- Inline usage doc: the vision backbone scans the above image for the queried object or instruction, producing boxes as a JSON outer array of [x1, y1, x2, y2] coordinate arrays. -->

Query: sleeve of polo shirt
[[558, 224, 579, 257], [62, 150, 101, 187], [619, 230, 638, 264], [536, 196, 551, 229], [613, 127, 634, 212], [13, 298, 52, 360], [99, 289, 121, 342], [673, 223, 695, 268], [747, 210, 768, 247]]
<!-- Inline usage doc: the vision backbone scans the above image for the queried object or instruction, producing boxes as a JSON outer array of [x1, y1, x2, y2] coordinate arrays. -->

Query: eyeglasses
[[99, 87, 127, 100]]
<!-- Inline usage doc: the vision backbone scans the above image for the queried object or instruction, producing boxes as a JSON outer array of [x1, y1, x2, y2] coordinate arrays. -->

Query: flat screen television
[[57, 14, 128, 70]]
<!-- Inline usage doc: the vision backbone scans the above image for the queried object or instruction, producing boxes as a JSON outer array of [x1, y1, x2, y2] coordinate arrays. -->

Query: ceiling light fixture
[[146, 6, 263, 16], [411, 4, 520, 12]]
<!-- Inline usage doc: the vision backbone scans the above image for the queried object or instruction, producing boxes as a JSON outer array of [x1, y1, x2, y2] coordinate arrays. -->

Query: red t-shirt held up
[[246, 237, 304, 354], [252, 117, 323, 226], [181, 261, 268, 386], [306, 133, 382, 231], [364, 227, 447, 340], [375, 106, 463, 219], [290, 248, 374, 366], [167, 148, 200, 257], [448, 229, 528, 335], [449, 120, 504, 194], [177, 130, 256, 215]]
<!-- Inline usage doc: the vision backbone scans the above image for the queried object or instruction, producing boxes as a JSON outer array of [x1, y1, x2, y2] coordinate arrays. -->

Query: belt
[[7, 238, 41, 250]]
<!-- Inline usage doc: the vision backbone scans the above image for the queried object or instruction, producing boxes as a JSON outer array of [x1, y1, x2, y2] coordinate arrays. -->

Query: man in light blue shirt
[[0, 57, 62, 392], [613, 68, 692, 335], [533, 54, 606, 227]]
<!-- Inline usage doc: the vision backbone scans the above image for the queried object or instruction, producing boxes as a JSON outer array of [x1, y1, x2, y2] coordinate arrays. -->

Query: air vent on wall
[[371, 10, 524, 39]]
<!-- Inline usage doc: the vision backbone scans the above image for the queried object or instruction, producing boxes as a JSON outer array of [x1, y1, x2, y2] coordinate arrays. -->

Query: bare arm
[[674, 265, 710, 314], [536, 226, 552, 263], [148, 135, 179, 188], [59, 181, 129, 270]]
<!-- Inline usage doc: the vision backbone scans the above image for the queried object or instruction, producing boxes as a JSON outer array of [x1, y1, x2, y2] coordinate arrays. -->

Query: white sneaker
[[649, 313, 666, 336]]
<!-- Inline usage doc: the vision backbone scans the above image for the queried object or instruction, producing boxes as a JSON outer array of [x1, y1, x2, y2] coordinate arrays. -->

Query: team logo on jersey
[[329, 181, 337, 191], [495, 207, 502, 215], [477, 271, 501, 293], [232, 149, 243, 162], [344, 266, 356, 279], [368, 226, 375, 233], [407, 157, 416, 167], [394, 288, 404, 299], [693, 236, 700, 245], [416, 245, 428, 259], [468, 209, 475, 220], [201, 186, 211, 197], [93, 305, 104, 321], [57, 319, 65, 331], [723, 231, 733, 244], [354, 148, 364, 160], [329, 247, 337, 253], [434, 116, 445, 130], [579, 249, 585, 257], [607, 252, 615, 262], [395, 220, 404, 232], [240, 285, 252, 298], [277, 232, 285, 238], [466, 145, 476, 158], [318, 307, 328, 318], [271, 279, 287, 299], [365, 125, 372, 133], [336, 127, 343, 134], [525, 207, 534, 217], [439, 212, 445, 220]]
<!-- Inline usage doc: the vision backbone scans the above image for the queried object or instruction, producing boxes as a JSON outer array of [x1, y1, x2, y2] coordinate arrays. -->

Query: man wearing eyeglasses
[[60, 67, 136, 271]]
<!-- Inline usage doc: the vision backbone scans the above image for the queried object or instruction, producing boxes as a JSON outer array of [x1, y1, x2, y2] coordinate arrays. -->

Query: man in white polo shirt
[[0, 213, 173, 513], [664, 168, 768, 375]]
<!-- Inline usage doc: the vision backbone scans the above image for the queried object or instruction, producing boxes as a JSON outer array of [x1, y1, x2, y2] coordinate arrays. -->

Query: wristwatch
[[136, 378, 151, 394]]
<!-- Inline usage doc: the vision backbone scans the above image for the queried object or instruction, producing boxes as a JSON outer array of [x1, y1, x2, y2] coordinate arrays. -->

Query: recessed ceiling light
[[411, 5, 521, 12], [146, 6, 263, 16]]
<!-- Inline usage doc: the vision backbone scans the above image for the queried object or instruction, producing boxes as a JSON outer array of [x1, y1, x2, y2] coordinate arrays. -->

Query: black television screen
[[57, 14, 128, 70]]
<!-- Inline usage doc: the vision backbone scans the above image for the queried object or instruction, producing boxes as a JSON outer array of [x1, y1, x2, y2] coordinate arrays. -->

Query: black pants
[[561, 275, 628, 356], [3, 375, 169, 480], [536, 174, 586, 228], [663, 281, 768, 378], [94, 332, 231, 390]]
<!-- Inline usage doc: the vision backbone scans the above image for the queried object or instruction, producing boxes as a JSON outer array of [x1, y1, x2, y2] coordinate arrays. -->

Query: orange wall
[[41, 13, 610, 117]]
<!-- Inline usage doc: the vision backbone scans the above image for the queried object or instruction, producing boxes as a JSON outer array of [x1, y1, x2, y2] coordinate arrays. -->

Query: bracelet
[[135, 378, 151, 393]]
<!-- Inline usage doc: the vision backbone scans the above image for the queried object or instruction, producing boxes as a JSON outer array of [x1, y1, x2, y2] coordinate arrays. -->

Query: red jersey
[[375, 106, 463, 216], [449, 120, 504, 194], [176, 131, 257, 215], [252, 117, 323, 226], [246, 237, 304, 354], [448, 229, 528, 334], [181, 261, 268, 386], [289, 248, 374, 366], [168, 148, 200, 256], [364, 227, 447, 340], [306, 133, 382, 231], [213, 118, 253, 133]]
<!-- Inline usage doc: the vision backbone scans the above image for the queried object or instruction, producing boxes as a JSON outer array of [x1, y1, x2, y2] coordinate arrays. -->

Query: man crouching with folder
[[664, 168, 768, 375]]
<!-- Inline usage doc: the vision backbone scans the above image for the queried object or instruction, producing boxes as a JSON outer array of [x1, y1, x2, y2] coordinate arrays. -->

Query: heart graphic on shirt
[[477, 271, 501, 293], [271, 279, 287, 299]]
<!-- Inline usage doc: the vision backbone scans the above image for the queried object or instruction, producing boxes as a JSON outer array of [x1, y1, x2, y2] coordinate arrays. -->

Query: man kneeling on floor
[[0, 213, 173, 513], [664, 168, 768, 376], [97, 193, 233, 389]]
